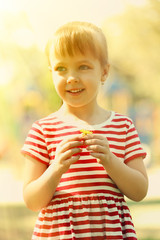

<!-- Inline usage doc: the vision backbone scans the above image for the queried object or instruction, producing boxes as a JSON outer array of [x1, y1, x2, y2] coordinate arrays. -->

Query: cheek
[[52, 80, 63, 98], [87, 77, 101, 90], [52, 74, 65, 88], [54, 81, 64, 93]]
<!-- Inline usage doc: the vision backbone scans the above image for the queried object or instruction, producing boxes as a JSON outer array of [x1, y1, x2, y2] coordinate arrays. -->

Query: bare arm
[[23, 156, 62, 211], [102, 154, 148, 201], [23, 135, 82, 211], [85, 134, 148, 201]]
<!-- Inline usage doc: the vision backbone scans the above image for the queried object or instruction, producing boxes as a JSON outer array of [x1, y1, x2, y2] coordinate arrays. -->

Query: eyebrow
[[52, 55, 97, 68], [52, 62, 67, 70], [53, 61, 66, 66], [77, 60, 93, 64]]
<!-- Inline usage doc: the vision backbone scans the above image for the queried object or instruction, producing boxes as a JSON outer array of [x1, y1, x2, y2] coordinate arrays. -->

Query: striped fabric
[[21, 111, 146, 240]]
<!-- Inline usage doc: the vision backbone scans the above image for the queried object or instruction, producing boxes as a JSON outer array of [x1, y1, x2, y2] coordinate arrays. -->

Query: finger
[[65, 155, 80, 165], [60, 140, 83, 153], [57, 136, 83, 154], [60, 148, 82, 161], [92, 134, 107, 140], [86, 145, 107, 153], [90, 152, 105, 160], [83, 134, 106, 140], [84, 139, 104, 146], [64, 134, 82, 143], [59, 135, 82, 147]]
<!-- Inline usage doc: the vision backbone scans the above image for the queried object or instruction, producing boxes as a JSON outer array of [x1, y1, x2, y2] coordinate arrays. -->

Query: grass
[[0, 204, 37, 240]]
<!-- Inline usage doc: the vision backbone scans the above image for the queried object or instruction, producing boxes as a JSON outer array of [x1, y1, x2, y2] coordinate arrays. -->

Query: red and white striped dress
[[21, 111, 146, 240]]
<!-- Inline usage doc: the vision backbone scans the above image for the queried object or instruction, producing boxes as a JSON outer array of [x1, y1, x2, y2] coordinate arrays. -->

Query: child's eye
[[55, 66, 67, 72], [79, 65, 90, 70]]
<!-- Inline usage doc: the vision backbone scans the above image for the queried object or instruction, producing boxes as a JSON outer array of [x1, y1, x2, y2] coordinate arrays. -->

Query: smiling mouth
[[67, 89, 84, 93]]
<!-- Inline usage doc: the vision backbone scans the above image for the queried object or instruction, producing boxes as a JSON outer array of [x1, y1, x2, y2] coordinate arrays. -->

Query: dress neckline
[[54, 110, 115, 130]]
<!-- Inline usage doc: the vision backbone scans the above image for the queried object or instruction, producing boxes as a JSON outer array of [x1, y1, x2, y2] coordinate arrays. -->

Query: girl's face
[[50, 51, 108, 110]]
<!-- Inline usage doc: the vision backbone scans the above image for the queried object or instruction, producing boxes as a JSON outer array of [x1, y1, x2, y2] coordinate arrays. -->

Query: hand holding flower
[[84, 134, 112, 165]]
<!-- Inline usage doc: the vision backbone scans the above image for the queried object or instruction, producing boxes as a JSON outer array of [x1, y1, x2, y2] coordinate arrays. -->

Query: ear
[[101, 63, 110, 84]]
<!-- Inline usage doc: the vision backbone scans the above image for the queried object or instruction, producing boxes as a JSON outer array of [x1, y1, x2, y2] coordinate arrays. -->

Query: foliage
[[102, 0, 160, 102], [0, 12, 61, 172]]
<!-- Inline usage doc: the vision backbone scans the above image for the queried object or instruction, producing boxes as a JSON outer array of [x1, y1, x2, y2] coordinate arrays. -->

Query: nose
[[67, 72, 79, 84]]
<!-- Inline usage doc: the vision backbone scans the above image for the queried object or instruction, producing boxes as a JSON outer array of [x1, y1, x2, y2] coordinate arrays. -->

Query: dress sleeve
[[124, 119, 147, 164], [21, 121, 49, 165]]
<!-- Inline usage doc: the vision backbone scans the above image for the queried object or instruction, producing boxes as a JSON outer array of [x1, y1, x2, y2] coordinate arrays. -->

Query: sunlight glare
[[0, 61, 15, 86], [12, 28, 35, 48], [0, 0, 148, 49]]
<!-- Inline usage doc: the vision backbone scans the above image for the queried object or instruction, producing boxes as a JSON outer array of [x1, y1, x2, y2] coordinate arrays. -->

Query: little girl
[[21, 21, 148, 240]]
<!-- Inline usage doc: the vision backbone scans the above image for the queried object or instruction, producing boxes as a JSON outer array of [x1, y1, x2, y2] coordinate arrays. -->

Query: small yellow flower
[[80, 129, 93, 137]]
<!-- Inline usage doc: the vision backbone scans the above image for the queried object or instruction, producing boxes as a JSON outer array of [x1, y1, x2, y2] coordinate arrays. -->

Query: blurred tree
[[0, 12, 61, 137], [101, 0, 160, 165], [0, 12, 61, 173], [103, 0, 160, 102]]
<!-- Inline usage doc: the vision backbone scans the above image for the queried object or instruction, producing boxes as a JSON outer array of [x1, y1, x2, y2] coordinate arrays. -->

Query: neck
[[59, 102, 108, 125]]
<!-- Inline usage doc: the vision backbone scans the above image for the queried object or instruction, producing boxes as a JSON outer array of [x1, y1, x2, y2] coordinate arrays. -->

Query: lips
[[66, 89, 84, 94]]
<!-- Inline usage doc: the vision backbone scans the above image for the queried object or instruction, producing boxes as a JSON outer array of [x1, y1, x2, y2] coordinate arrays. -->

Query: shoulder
[[33, 111, 61, 128], [112, 112, 133, 127], [28, 111, 64, 136]]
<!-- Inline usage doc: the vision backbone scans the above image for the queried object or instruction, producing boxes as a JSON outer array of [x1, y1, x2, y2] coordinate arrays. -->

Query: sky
[[0, 0, 148, 49]]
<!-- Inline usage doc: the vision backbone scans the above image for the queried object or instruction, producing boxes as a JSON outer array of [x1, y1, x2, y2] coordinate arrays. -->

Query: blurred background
[[0, 0, 160, 239]]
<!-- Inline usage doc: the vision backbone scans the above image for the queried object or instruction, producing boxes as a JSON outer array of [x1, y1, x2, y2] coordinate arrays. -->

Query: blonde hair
[[45, 21, 109, 67]]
